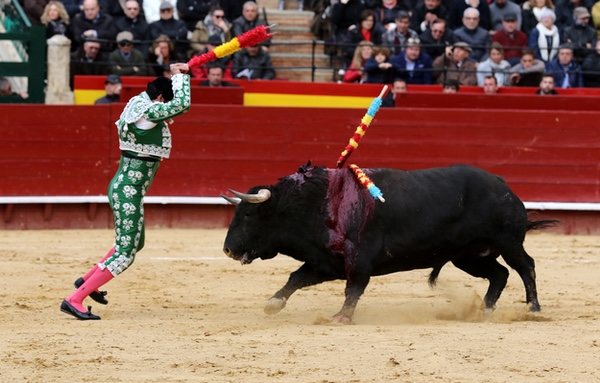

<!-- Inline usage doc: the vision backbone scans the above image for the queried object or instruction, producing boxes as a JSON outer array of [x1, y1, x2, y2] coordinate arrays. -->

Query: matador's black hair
[[146, 76, 174, 102]]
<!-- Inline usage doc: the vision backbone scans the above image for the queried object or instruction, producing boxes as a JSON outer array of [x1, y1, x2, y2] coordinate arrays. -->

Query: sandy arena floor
[[0, 229, 598, 382]]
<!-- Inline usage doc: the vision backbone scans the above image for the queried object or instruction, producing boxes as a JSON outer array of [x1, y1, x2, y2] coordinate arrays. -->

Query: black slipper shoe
[[74, 277, 109, 305], [60, 300, 101, 320]]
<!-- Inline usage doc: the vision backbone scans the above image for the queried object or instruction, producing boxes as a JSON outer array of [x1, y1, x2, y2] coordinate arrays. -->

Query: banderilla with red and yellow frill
[[336, 85, 389, 203], [187, 25, 274, 69]]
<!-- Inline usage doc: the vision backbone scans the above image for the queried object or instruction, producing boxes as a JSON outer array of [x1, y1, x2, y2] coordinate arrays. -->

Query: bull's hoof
[[332, 313, 353, 325], [528, 303, 541, 312], [264, 297, 286, 315]]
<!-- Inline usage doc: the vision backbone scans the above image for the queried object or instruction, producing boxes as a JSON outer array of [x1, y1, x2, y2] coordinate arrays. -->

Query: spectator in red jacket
[[492, 13, 528, 65]]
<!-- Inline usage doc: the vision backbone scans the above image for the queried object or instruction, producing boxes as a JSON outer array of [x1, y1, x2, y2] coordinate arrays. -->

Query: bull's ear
[[221, 194, 241, 205], [298, 160, 312, 173]]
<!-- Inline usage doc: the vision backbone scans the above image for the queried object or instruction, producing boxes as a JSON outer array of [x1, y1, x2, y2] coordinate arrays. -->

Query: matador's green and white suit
[[100, 74, 191, 276]]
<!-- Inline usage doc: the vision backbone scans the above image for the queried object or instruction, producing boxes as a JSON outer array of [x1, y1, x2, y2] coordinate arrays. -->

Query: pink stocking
[[81, 247, 115, 281], [66, 267, 114, 312]]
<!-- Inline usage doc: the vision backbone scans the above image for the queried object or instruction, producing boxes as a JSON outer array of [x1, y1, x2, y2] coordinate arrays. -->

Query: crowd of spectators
[[30, 0, 276, 87], [323, 0, 600, 89], [20, 0, 600, 91]]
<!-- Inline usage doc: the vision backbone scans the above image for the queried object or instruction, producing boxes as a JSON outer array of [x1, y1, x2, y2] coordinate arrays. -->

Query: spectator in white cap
[[528, 7, 561, 62], [147, 0, 190, 58], [109, 31, 150, 76]]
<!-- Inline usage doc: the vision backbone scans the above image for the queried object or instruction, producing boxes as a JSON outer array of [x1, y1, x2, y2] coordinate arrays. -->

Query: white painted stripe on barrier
[[0, 196, 229, 205], [1, 196, 600, 211]]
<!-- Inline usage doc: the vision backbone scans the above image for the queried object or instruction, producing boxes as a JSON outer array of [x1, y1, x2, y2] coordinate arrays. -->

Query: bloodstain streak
[[325, 168, 375, 278]]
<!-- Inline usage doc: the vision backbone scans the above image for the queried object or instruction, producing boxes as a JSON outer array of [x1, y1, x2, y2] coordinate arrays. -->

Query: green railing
[[0, 0, 46, 103]]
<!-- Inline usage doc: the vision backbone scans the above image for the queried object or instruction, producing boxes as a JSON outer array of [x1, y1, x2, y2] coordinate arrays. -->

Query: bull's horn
[[220, 194, 241, 205], [229, 188, 271, 203]]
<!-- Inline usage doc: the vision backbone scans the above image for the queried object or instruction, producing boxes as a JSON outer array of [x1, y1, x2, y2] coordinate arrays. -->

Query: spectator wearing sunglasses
[[190, 6, 232, 54], [115, 0, 149, 52], [109, 31, 150, 76]]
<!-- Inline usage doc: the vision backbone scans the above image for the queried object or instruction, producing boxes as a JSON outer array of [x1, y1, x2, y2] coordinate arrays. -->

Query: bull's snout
[[223, 246, 233, 258]]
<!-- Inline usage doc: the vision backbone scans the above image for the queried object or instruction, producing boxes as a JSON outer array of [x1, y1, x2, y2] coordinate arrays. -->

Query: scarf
[[536, 22, 559, 62]]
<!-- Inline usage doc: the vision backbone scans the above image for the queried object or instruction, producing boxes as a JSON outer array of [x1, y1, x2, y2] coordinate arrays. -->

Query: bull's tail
[[428, 264, 443, 287], [526, 219, 559, 231]]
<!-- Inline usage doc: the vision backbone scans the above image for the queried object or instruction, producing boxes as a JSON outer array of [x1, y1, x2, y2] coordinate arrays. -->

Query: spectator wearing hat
[[489, 0, 522, 30], [390, 37, 434, 84], [563, 7, 596, 63], [382, 10, 419, 55], [115, 0, 149, 52], [231, 1, 270, 49], [419, 18, 457, 60], [432, 41, 478, 85], [528, 7, 561, 62], [410, 0, 448, 33], [545, 43, 584, 87], [70, 0, 118, 52], [492, 13, 528, 65], [555, 0, 594, 30], [453, 7, 491, 62], [232, 45, 276, 80], [108, 31, 149, 76], [95, 74, 122, 104], [147, 0, 190, 59], [190, 34, 234, 79], [190, 6, 232, 54]]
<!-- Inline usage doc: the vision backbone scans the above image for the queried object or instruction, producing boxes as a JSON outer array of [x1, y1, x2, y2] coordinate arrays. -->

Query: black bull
[[223, 164, 556, 322]]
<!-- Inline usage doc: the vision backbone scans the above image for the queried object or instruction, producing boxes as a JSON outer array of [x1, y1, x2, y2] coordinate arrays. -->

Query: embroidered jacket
[[117, 74, 191, 159]]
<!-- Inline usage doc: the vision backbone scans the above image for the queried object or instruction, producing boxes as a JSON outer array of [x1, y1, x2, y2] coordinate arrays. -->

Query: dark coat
[[108, 49, 150, 76], [176, 0, 213, 31], [390, 51, 433, 84], [581, 51, 600, 87], [363, 58, 396, 84], [147, 18, 190, 57], [448, 0, 492, 30], [563, 24, 597, 63], [419, 28, 456, 61], [223, 163, 554, 321], [231, 15, 270, 47], [70, 12, 118, 50], [232, 49, 276, 80], [410, 1, 448, 32], [545, 57, 584, 88]]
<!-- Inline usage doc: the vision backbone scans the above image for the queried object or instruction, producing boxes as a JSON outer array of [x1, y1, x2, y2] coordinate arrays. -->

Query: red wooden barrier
[[120, 85, 244, 105], [1, 101, 599, 231], [394, 91, 600, 110]]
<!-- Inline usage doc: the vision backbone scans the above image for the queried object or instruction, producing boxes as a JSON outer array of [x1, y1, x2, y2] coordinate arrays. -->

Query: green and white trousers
[[99, 155, 160, 276]]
